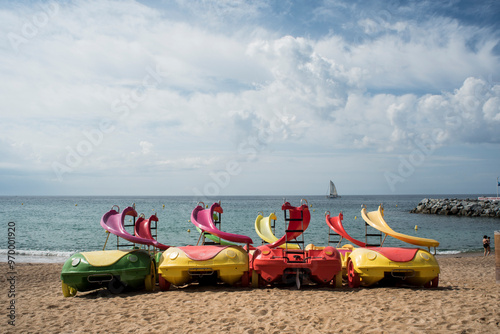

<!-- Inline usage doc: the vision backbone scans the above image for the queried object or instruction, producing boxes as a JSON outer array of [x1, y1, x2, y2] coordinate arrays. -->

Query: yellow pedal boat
[[345, 205, 440, 288], [347, 247, 440, 287], [157, 245, 249, 289]]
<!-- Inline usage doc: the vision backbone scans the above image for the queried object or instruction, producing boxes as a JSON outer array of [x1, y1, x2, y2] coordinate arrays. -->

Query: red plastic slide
[[264, 201, 310, 249], [325, 212, 367, 247], [135, 214, 170, 250]]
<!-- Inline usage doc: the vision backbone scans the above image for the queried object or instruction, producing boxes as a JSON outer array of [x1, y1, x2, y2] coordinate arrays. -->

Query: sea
[[1, 195, 498, 263]]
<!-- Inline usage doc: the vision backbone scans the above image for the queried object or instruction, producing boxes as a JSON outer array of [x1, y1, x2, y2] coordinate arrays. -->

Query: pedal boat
[[346, 205, 440, 288], [251, 200, 342, 288], [157, 202, 252, 290], [60, 249, 156, 297], [157, 245, 249, 289], [347, 247, 440, 288], [252, 245, 342, 287]]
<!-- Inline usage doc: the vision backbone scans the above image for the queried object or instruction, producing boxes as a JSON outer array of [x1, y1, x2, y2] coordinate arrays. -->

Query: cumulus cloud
[[0, 0, 499, 194]]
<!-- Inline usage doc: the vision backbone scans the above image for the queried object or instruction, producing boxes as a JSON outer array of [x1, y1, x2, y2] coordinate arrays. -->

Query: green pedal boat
[[60, 249, 156, 297]]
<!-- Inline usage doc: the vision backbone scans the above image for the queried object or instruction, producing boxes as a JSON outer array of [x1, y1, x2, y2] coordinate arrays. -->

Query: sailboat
[[327, 180, 340, 198]]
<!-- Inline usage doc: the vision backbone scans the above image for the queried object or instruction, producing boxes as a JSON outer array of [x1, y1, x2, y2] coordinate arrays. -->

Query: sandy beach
[[1, 254, 498, 333]]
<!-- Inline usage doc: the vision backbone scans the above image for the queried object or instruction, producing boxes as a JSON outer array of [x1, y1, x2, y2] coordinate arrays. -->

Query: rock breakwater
[[410, 198, 500, 218]]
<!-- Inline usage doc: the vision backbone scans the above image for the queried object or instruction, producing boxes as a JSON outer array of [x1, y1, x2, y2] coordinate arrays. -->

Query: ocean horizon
[[2, 194, 498, 263]]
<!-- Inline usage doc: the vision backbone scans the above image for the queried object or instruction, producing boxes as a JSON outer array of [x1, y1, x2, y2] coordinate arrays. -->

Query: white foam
[[435, 250, 462, 255], [0, 249, 75, 263]]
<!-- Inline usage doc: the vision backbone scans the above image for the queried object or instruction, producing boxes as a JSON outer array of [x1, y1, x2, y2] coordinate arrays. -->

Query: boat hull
[[251, 246, 342, 287], [60, 249, 154, 295], [348, 247, 440, 287], [158, 245, 249, 286], [306, 244, 353, 278]]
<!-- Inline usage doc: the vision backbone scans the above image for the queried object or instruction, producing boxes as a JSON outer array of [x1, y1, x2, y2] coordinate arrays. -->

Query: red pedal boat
[[251, 199, 342, 288]]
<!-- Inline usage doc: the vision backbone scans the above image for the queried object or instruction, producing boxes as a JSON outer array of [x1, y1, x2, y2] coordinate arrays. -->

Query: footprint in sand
[[257, 309, 268, 316]]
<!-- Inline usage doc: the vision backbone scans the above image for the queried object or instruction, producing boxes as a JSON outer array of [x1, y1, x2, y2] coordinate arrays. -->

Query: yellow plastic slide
[[361, 205, 439, 248], [255, 213, 300, 249]]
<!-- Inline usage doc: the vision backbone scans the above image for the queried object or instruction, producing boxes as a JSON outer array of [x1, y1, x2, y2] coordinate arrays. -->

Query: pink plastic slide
[[325, 212, 367, 247], [265, 201, 311, 249], [101, 206, 169, 250], [191, 202, 253, 245]]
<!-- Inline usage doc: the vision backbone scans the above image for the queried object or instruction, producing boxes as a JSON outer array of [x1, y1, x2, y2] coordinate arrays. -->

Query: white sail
[[327, 180, 340, 198]]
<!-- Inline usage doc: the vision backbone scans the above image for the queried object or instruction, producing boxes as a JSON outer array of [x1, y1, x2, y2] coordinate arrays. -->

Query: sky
[[0, 0, 499, 196]]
